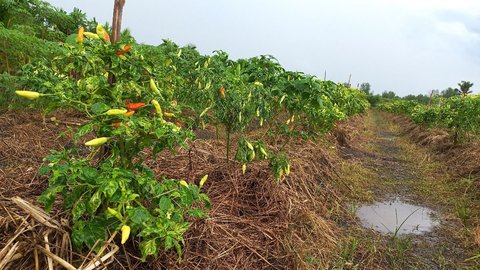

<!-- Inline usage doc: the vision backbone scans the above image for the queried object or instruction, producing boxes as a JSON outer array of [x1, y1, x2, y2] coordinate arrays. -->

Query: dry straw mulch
[[0, 110, 349, 269], [0, 197, 119, 270], [391, 113, 480, 178]]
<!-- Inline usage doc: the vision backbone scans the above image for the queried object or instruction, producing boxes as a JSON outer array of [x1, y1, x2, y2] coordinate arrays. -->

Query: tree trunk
[[111, 0, 126, 44]]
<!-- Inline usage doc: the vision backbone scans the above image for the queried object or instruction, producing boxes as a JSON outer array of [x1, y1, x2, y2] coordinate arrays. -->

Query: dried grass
[[0, 110, 348, 269], [0, 197, 119, 270]]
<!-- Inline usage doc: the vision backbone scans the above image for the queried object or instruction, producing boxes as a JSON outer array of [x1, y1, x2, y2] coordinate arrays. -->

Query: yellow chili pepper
[[151, 100, 162, 115], [150, 79, 161, 95], [77, 27, 84, 43], [15, 90, 41, 100], [85, 137, 109, 147], [105, 109, 128, 115], [121, 225, 131, 244], [246, 141, 254, 151], [199, 175, 208, 187], [96, 23, 105, 39], [179, 180, 189, 188], [107, 207, 123, 220], [84, 32, 99, 39]]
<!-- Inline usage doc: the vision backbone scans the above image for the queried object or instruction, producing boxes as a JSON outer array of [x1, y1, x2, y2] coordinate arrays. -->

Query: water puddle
[[356, 198, 438, 235]]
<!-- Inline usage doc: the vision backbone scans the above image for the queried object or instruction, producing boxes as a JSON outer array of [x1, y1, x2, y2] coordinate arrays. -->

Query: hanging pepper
[[84, 32, 99, 39], [127, 102, 145, 111], [151, 100, 163, 116], [121, 225, 131, 244], [199, 175, 208, 187], [96, 24, 105, 39], [77, 27, 84, 43], [123, 111, 135, 117], [85, 137, 109, 147], [116, 44, 132, 55], [105, 109, 128, 115], [104, 31, 111, 43], [163, 112, 175, 118], [15, 90, 41, 100], [220, 86, 225, 98], [150, 79, 161, 95]]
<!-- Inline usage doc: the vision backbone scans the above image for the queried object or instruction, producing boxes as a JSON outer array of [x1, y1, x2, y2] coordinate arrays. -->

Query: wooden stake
[[111, 0, 126, 43]]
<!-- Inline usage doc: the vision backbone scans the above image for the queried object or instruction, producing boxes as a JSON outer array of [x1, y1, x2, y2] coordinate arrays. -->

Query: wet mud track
[[338, 112, 476, 269]]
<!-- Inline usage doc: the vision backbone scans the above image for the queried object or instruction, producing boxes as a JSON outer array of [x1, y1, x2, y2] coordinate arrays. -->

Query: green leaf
[[181, 189, 194, 206], [65, 34, 78, 45], [90, 102, 109, 115], [38, 165, 51, 176], [72, 217, 110, 249], [174, 239, 183, 258], [128, 207, 150, 225], [159, 196, 173, 211], [200, 194, 211, 209], [88, 191, 102, 213], [140, 239, 158, 261], [74, 123, 94, 143], [72, 200, 86, 221], [165, 235, 173, 250], [100, 180, 118, 198], [81, 167, 98, 182], [188, 208, 207, 218], [38, 185, 64, 212]]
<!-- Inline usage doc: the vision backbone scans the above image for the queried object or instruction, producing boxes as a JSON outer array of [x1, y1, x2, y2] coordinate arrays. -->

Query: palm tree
[[455, 81, 474, 96]]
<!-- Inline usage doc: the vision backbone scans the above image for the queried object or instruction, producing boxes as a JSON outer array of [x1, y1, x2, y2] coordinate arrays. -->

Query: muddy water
[[356, 198, 438, 235]]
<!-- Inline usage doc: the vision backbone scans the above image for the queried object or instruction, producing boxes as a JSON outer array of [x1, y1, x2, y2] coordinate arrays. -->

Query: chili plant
[[16, 25, 210, 260]]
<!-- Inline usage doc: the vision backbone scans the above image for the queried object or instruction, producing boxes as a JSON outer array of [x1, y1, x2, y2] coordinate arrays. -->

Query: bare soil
[[335, 110, 480, 269]]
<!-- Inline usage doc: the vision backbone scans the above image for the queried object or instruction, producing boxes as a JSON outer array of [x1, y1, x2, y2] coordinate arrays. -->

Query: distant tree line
[[358, 80, 475, 106]]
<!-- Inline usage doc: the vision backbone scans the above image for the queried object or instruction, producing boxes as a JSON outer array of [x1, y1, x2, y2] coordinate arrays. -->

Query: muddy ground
[[334, 111, 480, 269]]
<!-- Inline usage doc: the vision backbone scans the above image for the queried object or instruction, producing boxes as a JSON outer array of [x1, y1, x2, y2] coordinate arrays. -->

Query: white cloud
[[378, 0, 480, 14]]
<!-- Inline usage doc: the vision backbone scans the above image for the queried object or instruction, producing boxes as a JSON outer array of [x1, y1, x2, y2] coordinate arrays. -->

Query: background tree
[[360, 82, 371, 95], [441, 87, 459, 98], [381, 91, 397, 99], [403, 94, 430, 104], [455, 81, 474, 96]]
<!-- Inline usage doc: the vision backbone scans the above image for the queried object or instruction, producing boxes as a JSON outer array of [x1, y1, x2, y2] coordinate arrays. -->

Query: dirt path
[[336, 111, 479, 269]]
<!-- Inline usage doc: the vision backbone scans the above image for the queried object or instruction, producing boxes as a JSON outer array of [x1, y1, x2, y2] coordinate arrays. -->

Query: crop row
[[378, 96, 480, 143], [13, 25, 369, 259]]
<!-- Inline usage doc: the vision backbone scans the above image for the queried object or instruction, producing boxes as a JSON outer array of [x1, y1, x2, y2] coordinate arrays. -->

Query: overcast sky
[[46, 0, 480, 96]]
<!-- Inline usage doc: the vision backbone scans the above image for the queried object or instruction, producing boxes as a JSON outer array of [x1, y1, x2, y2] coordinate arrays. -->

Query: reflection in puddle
[[356, 198, 438, 235]]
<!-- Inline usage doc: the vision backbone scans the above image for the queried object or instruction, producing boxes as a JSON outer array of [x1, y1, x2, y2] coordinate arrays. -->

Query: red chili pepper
[[172, 99, 177, 105], [175, 122, 182, 127], [113, 122, 129, 128], [127, 102, 145, 111], [116, 44, 132, 55]]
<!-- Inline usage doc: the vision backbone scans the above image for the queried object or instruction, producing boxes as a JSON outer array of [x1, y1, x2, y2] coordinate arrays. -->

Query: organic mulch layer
[[0, 110, 352, 269]]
